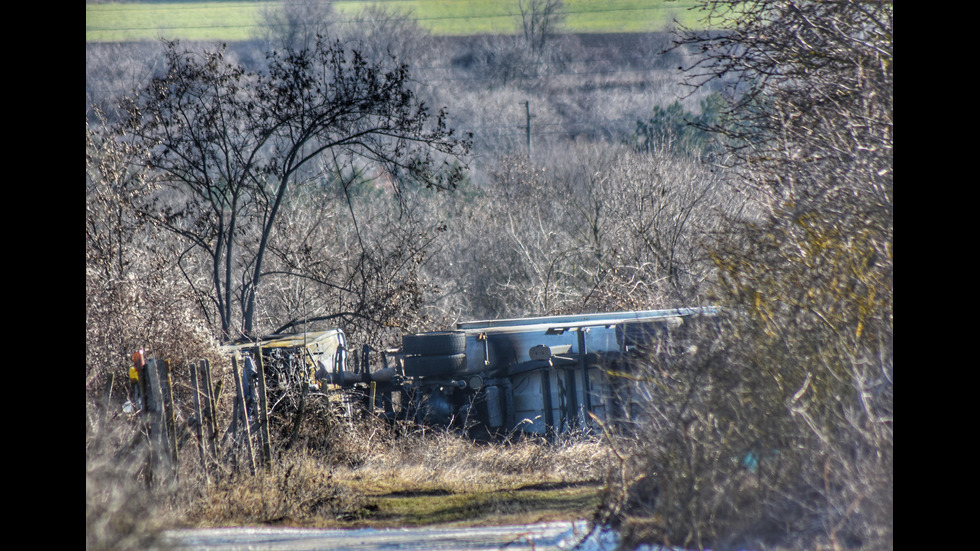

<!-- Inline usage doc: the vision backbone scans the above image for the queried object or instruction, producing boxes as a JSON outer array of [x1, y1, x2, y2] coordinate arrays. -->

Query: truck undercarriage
[[225, 308, 717, 439]]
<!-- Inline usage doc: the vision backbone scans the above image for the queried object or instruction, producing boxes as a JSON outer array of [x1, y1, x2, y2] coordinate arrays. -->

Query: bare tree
[[517, 0, 565, 56], [257, 0, 336, 52], [111, 39, 471, 342]]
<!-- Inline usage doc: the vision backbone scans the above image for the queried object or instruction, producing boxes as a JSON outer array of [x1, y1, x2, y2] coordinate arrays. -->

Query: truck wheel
[[403, 353, 466, 377], [402, 331, 466, 356]]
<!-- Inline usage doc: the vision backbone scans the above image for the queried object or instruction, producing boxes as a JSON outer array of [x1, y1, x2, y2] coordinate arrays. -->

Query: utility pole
[[523, 100, 533, 158]]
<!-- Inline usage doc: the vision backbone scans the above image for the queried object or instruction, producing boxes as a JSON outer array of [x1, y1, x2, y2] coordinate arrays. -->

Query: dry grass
[[183, 457, 363, 527], [87, 391, 611, 547], [335, 425, 607, 493], [181, 422, 610, 529]]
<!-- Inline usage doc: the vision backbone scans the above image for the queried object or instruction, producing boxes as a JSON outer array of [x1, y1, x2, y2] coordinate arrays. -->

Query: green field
[[85, 0, 708, 42]]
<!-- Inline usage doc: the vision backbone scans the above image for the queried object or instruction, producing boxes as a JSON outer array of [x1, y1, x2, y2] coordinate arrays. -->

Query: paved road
[[163, 520, 625, 550]]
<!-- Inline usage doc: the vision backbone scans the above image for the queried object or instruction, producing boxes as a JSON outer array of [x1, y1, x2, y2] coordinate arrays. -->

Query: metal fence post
[[161, 359, 179, 475], [254, 348, 272, 469], [190, 360, 209, 477], [231, 354, 256, 475], [200, 359, 219, 459], [143, 358, 171, 484]]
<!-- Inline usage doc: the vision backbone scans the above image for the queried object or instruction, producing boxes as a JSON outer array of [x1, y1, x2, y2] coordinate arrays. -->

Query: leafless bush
[[597, 302, 890, 550], [599, 315, 796, 548], [338, 3, 433, 67], [599, 1, 893, 546], [86, 111, 227, 407], [422, 142, 740, 320]]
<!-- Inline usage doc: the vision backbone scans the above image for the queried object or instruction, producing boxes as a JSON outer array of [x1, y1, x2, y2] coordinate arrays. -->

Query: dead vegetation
[[186, 424, 608, 529], [86, 382, 611, 548]]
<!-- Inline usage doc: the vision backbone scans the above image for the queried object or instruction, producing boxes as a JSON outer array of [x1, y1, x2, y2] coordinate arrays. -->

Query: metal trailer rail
[[456, 307, 717, 331], [400, 307, 718, 437]]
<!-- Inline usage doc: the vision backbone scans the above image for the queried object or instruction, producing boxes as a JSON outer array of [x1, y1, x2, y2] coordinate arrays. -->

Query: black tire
[[403, 353, 467, 377], [402, 331, 467, 356]]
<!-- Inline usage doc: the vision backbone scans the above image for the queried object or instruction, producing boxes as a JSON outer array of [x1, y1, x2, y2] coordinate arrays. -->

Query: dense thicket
[[605, 1, 893, 549]]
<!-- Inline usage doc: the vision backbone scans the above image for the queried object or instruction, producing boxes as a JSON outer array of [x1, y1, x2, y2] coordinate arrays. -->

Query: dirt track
[[163, 520, 625, 550]]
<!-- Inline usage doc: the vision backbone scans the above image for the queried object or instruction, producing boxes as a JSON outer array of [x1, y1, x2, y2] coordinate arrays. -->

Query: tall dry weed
[[184, 455, 362, 527], [86, 400, 173, 550], [306, 412, 608, 492]]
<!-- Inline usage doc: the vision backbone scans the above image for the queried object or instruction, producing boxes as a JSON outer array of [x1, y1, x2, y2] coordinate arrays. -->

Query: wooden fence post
[[254, 348, 272, 469], [136, 359, 152, 487], [138, 360, 152, 415]]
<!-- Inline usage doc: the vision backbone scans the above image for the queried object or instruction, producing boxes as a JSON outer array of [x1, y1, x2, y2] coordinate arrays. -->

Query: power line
[[88, 2, 687, 18]]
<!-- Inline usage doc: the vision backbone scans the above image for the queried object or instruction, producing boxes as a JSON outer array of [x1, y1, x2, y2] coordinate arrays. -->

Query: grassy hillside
[[86, 0, 708, 42]]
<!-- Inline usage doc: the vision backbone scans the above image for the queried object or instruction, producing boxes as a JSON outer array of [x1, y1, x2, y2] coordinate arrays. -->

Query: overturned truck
[[238, 307, 717, 438]]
